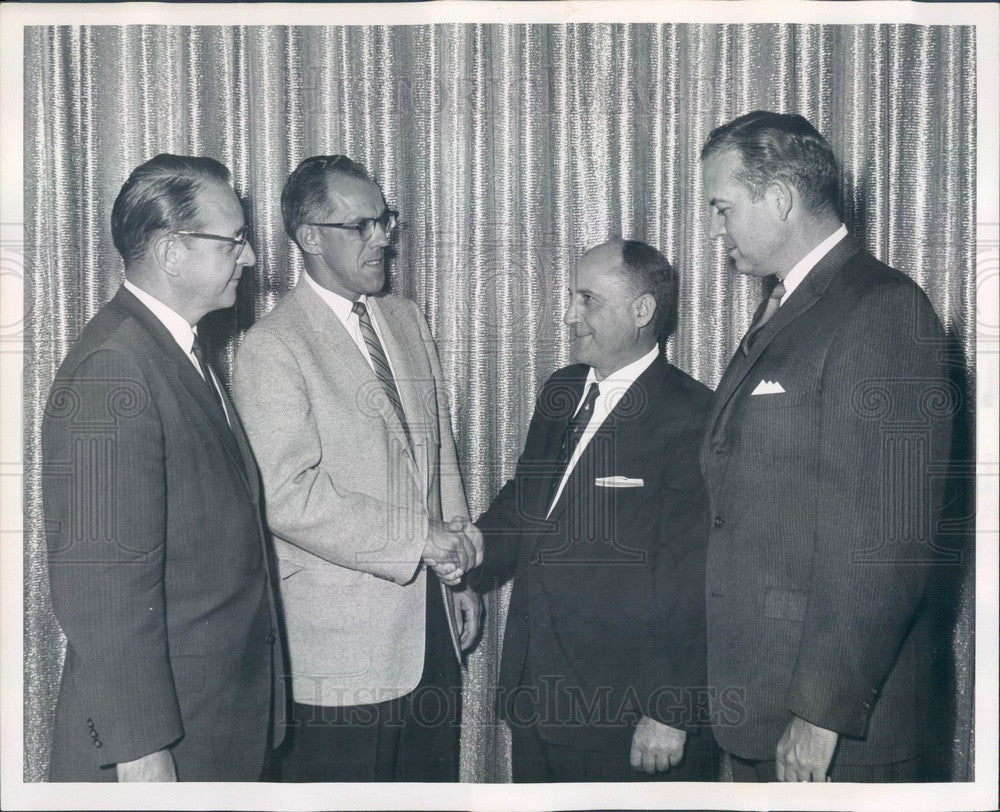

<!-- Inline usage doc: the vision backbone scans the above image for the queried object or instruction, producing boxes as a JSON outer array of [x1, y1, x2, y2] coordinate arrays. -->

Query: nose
[[239, 240, 256, 267], [563, 297, 581, 326], [369, 223, 390, 248], [708, 211, 726, 241]]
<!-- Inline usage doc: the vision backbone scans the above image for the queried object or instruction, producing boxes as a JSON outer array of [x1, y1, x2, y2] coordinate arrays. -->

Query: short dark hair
[[111, 154, 232, 266], [281, 155, 373, 246], [613, 239, 678, 348], [701, 110, 840, 215]]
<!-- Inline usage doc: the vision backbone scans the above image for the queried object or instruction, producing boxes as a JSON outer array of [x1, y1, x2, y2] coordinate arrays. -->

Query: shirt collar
[[123, 278, 196, 355], [778, 223, 848, 303], [303, 270, 368, 327], [584, 345, 660, 409]]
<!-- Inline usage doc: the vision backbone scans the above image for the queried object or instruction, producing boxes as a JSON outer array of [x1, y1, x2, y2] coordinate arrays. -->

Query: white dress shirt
[[123, 279, 231, 424], [778, 223, 848, 305], [546, 345, 660, 517], [302, 271, 400, 380]]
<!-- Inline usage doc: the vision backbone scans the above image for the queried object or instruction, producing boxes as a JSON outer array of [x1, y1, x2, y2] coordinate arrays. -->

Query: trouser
[[728, 751, 932, 782], [509, 719, 719, 782], [277, 573, 461, 782]]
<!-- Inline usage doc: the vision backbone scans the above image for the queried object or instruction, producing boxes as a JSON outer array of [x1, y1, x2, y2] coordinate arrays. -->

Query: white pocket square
[[751, 380, 786, 395], [595, 476, 644, 488]]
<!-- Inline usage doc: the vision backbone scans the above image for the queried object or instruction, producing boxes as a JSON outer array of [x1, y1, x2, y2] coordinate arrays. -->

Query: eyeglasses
[[306, 209, 398, 241], [175, 230, 249, 254]]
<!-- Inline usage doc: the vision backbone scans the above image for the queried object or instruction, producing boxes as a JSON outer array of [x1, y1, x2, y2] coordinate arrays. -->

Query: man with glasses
[[233, 155, 482, 782], [42, 154, 283, 781]]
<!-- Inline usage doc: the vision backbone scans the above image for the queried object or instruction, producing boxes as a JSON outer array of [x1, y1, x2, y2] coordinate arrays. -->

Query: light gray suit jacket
[[232, 279, 469, 707]]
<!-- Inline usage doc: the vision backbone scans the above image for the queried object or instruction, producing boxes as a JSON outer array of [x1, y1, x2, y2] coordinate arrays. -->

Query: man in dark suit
[[42, 154, 283, 781], [469, 239, 716, 782], [699, 111, 952, 782]]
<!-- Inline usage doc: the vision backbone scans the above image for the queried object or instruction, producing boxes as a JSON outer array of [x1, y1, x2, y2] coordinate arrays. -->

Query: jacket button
[[862, 701, 872, 711], [92, 738, 102, 748], [712, 515, 724, 528], [265, 632, 275, 645], [530, 555, 541, 566]]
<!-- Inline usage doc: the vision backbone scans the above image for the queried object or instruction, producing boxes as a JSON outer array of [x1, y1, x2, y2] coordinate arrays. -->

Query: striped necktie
[[352, 300, 412, 450], [740, 279, 786, 355]]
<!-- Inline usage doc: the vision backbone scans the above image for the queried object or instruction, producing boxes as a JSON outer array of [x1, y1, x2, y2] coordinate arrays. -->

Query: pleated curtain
[[23, 23, 977, 783]]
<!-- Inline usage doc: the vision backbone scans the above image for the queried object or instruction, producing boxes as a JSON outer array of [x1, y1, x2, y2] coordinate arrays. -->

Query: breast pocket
[[742, 391, 807, 411]]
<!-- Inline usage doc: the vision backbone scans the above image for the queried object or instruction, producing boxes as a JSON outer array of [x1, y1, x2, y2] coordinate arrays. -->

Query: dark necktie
[[547, 382, 600, 506], [740, 278, 786, 355], [191, 333, 227, 418], [352, 300, 412, 450]]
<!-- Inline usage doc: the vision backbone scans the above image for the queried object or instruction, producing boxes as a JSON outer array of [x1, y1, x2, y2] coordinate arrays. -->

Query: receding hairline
[[580, 239, 628, 274], [317, 171, 385, 218]]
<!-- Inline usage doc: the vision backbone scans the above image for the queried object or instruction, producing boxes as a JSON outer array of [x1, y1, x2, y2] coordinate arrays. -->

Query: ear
[[296, 224, 323, 255], [632, 292, 657, 330], [768, 179, 794, 221], [152, 234, 182, 278]]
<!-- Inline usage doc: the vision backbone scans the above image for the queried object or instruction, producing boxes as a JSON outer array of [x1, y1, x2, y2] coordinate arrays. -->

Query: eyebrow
[[709, 198, 730, 208]]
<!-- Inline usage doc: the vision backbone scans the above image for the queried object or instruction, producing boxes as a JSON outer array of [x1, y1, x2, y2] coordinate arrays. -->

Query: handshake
[[422, 516, 484, 587]]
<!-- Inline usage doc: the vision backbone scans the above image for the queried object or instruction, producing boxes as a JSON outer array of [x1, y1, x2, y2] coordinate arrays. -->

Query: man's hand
[[451, 586, 483, 651], [629, 715, 686, 774], [448, 516, 483, 570], [116, 748, 177, 782], [422, 517, 483, 586], [422, 518, 473, 584], [775, 715, 838, 781]]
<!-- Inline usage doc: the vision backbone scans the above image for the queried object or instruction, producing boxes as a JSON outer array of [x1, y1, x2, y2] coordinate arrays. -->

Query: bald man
[[468, 240, 717, 782]]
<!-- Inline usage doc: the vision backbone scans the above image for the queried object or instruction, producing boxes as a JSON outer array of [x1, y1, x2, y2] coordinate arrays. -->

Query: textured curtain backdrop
[[24, 24, 976, 783]]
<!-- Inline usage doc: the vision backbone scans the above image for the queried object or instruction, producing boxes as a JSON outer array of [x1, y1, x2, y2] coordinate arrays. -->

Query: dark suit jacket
[[700, 236, 952, 765], [42, 286, 284, 781], [472, 356, 713, 755]]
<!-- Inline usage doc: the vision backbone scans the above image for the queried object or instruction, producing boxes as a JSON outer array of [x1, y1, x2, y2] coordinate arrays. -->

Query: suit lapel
[[538, 370, 588, 525], [293, 281, 418, 478], [540, 358, 662, 539], [219, 387, 260, 499], [111, 288, 251, 492], [708, 235, 862, 446]]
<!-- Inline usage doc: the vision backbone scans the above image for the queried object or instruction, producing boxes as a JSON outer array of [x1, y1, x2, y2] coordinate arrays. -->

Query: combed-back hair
[[111, 154, 231, 266], [701, 110, 840, 216]]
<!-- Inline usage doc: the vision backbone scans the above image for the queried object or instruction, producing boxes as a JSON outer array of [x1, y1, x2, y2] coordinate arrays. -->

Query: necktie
[[740, 279, 786, 355], [191, 333, 227, 417], [352, 301, 412, 450], [548, 382, 600, 505]]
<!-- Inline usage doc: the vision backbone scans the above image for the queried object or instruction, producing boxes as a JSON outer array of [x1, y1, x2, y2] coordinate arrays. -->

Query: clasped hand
[[422, 516, 483, 586]]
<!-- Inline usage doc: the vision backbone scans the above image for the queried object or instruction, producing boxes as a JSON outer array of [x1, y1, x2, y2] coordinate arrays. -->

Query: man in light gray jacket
[[233, 155, 482, 782]]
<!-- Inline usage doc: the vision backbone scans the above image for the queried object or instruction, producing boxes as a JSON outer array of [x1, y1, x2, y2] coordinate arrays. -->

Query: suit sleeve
[[43, 348, 183, 767], [628, 411, 711, 731], [785, 282, 951, 736], [468, 386, 556, 594], [232, 326, 428, 585], [467, 478, 522, 594]]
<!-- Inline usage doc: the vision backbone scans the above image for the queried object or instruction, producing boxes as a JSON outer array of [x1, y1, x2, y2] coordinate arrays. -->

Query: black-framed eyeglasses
[[306, 209, 398, 241], [175, 230, 249, 254]]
